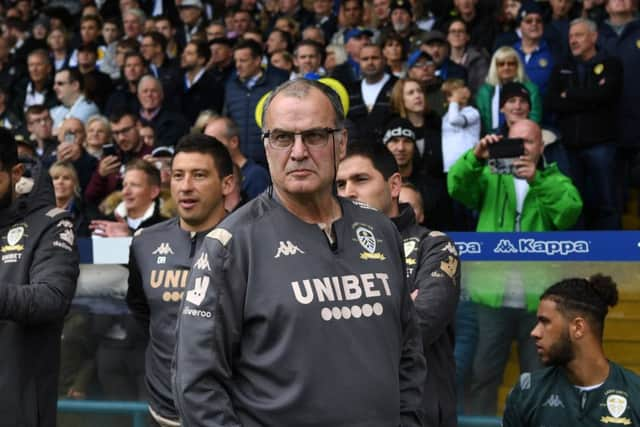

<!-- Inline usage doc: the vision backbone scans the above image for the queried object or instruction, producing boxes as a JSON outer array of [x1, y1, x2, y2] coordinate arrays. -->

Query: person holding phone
[[447, 119, 583, 414]]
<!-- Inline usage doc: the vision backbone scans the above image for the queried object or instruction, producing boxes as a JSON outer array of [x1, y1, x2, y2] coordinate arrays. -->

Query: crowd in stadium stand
[[1, 0, 638, 419]]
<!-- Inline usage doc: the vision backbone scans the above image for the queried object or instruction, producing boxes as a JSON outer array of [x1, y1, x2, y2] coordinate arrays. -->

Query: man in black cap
[[418, 30, 468, 82], [208, 37, 235, 85], [499, 81, 532, 134], [383, 0, 425, 53]]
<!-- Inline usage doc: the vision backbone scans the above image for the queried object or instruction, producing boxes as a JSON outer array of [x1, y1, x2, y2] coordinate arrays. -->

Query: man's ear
[[570, 316, 587, 340], [150, 185, 161, 201], [389, 172, 402, 200], [221, 174, 235, 197], [11, 163, 24, 183], [336, 128, 348, 161]]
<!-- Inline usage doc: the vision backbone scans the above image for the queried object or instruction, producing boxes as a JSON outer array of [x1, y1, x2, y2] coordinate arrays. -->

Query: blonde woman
[[474, 46, 542, 134], [49, 161, 90, 236]]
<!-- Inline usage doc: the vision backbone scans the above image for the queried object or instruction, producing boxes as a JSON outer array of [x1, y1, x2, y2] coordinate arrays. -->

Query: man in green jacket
[[447, 119, 582, 414], [503, 274, 640, 426]]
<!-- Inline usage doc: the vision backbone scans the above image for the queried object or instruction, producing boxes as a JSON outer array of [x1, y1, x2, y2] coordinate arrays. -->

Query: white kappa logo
[[542, 394, 564, 408], [186, 276, 209, 306], [7, 226, 24, 246], [274, 240, 304, 258], [153, 242, 174, 256], [356, 227, 376, 253], [607, 394, 627, 418], [59, 228, 74, 246], [193, 252, 211, 271]]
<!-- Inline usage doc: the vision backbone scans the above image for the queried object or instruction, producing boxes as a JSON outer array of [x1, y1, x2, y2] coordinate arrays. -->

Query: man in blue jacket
[[224, 39, 288, 167]]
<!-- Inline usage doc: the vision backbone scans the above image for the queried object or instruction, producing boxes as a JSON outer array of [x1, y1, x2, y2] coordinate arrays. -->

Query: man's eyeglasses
[[112, 124, 136, 136], [261, 127, 341, 150], [29, 117, 51, 125]]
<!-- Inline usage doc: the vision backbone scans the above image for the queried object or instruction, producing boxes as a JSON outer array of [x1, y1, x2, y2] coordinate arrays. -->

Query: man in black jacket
[[546, 17, 622, 229], [337, 140, 460, 427], [127, 134, 234, 426], [0, 128, 79, 426], [180, 39, 224, 124], [346, 43, 397, 143]]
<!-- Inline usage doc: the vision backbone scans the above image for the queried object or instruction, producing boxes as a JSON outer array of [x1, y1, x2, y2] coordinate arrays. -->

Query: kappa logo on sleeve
[[193, 252, 211, 271]]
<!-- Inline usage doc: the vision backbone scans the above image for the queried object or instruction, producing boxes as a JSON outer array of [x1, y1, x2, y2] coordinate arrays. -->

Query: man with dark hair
[[50, 67, 99, 129], [291, 39, 325, 79], [105, 51, 147, 116], [204, 115, 270, 199], [75, 42, 113, 110], [85, 111, 153, 205], [503, 274, 640, 425], [154, 15, 180, 59], [0, 127, 79, 426], [181, 39, 224, 124], [346, 43, 397, 142], [127, 134, 234, 426], [174, 79, 426, 426], [225, 39, 288, 165], [337, 141, 460, 426], [25, 105, 56, 162], [140, 31, 182, 108]]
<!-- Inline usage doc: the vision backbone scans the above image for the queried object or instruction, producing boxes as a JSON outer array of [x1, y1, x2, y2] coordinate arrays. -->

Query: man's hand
[[450, 87, 471, 105], [57, 142, 82, 162], [473, 134, 503, 160], [89, 219, 131, 237], [513, 155, 537, 182], [98, 155, 121, 177]]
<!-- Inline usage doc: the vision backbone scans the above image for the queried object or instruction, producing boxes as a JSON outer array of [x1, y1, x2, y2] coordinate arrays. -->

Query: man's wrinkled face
[[264, 88, 347, 199], [359, 46, 385, 80], [138, 79, 163, 110], [179, 6, 202, 26], [391, 8, 411, 33], [122, 169, 158, 214], [234, 47, 262, 80], [28, 53, 51, 83], [569, 22, 597, 58]]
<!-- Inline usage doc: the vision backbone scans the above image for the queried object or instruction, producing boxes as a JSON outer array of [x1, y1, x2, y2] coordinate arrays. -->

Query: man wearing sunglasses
[[174, 79, 426, 427]]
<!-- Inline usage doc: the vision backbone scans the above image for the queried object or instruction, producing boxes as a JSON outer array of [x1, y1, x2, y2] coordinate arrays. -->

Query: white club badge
[[606, 394, 627, 418], [7, 226, 24, 246], [356, 227, 376, 254]]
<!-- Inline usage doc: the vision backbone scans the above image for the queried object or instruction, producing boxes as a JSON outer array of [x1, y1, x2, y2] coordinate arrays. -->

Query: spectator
[[69, 15, 105, 68], [399, 181, 425, 224], [446, 19, 489, 95], [139, 125, 155, 147], [546, 0, 577, 61], [0, 86, 22, 132], [310, 0, 338, 41], [208, 37, 234, 82], [100, 18, 122, 79], [383, 0, 424, 53], [154, 15, 180, 59], [181, 39, 225, 124], [85, 111, 153, 205], [55, 117, 99, 192], [266, 29, 293, 58], [546, 18, 622, 229], [206, 21, 227, 40], [50, 67, 99, 129], [0, 37, 21, 91], [418, 30, 468, 83], [291, 39, 325, 79], [330, 0, 366, 46], [75, 42, 113, 111], [25, 105, 56, 161], [434, 0, 496, 53], [49, 160, 91, 236], [372, 0, 392, 29], [90, 159, 166, 236], [268, 0, 315, 36], [105, 51, 147, 116], [85, 114, 112, 159], [10, 49, 57, 117], [47, 27, 71, 72], [123, 8, 146, 41], [138, 75, 190, 148], [325, 43, 349, 76], [141, 31, 182, 110], [232, 9, 256, 38], [381, 33, 407, 78], [406, 51, 445, 116], [512, 1, 556, 97], [337, 140, 460, 427], [0, 128, 79, 427], [339, 27, 374, 84], [347, 43, 397, 142], [270, 50, 294, 72], [475, 46, 542, 134], [301, 26, 326, 45], [225, 39, 288, 166], [599, 0, 640, 208], [176, 0, 208, 47], [204, 115, 270, 199], [441, 79, 480, 173], [447, 119, 582, 415]]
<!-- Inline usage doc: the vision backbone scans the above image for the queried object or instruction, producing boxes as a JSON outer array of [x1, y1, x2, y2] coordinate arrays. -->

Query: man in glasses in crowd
[[174, 79, 426, 426]]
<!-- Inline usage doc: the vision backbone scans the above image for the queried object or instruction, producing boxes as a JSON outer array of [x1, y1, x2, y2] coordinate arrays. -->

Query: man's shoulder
[[133, 217, 179, 239], [214, 193, 275, 235]]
